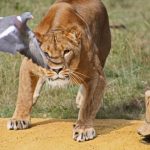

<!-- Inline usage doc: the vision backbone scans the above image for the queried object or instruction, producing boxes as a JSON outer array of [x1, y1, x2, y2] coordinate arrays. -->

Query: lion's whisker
[[70, 72, 81, 85], [71, 72, 86, 85], [73, 71, 90, 78], [72, 75, 81, 85], [70, 68, 90, 78], [69, 73, 75, 84], [69, 74, 75, 85], [70, 74, 80, 85]]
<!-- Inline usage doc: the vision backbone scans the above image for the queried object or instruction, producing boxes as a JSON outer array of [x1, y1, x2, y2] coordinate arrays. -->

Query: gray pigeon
[[0, 12, 48, 69]]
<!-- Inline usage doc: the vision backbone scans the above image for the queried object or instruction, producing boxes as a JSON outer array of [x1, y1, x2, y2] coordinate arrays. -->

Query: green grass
[[0, 0, 149, 119]]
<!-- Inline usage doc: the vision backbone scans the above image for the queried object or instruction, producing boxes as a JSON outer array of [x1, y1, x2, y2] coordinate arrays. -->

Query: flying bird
[[0, 12, 48, 69]]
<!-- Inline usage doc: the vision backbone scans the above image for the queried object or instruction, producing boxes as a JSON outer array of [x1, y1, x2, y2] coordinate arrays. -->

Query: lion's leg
[[33, 76, 46, 105], [76, 85, 86, 108], [73, 73, 106, 142], [7, 58, 39, 130]]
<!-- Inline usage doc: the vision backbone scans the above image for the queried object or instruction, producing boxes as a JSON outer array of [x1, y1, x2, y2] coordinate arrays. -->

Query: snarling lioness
[[7, 0, 111, 142]]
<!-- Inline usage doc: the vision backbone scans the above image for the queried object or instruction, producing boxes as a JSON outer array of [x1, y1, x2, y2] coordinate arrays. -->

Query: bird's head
[[20, 12, 33, 23]]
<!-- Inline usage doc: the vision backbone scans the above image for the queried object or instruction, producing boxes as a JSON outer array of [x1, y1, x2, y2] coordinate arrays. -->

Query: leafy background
[[0, 0, 149, 119]]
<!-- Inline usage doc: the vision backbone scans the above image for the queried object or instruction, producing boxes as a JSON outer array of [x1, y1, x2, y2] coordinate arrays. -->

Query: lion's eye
[[64, 49, 70, 55]]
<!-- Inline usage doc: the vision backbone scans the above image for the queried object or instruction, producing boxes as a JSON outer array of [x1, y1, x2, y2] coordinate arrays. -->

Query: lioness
[[7, 0, 111, 142]]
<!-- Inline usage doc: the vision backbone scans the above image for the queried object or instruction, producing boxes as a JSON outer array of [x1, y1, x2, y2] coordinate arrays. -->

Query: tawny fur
[[8, 0, 111, 142]]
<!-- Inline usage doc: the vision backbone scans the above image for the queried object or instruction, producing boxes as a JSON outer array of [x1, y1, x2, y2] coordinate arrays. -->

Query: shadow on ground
[[31, 119, 132, 136]]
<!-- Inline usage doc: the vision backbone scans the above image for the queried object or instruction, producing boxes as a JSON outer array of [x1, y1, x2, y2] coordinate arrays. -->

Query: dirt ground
[[0, 118, 150, 150]]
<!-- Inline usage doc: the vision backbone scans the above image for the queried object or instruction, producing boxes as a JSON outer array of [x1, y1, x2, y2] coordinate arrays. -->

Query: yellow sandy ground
[[0, 118, 149, 150]]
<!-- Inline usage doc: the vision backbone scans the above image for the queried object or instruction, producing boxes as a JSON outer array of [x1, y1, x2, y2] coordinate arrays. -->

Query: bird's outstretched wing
[[0, 25, 26, 54], [0, 16, 16, 33], [0, 15, 49, 69]]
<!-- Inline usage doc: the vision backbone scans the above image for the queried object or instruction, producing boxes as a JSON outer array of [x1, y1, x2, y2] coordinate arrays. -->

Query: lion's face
[[39, 28, 82, 86]]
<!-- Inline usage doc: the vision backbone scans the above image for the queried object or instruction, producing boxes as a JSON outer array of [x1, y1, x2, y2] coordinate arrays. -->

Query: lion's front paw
[[73, 125, 96, 142], [7, 119, 30, 130]]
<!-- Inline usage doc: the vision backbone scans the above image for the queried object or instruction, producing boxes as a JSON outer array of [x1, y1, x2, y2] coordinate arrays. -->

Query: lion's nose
[[51, 67, 63, 74]]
